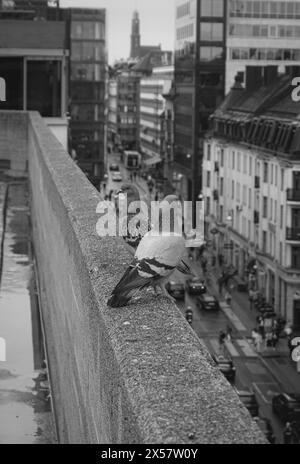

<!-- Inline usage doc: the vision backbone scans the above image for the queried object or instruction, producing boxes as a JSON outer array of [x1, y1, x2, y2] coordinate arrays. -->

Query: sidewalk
[[189, 254, 300, 391]]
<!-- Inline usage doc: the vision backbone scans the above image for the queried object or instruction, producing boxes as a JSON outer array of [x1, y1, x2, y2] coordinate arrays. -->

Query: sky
[[61, 0, 175, 64]]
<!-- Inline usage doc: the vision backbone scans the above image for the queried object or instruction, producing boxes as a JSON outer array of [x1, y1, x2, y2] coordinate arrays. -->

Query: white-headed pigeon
[[107, 195, 191, 307]]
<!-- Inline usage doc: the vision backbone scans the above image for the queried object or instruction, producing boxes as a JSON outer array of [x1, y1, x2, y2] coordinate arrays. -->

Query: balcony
[[255, 176, 260, 189], [286, 227, 300, 241], [254, 210, 259, 224], [287, 189, 300, 202]]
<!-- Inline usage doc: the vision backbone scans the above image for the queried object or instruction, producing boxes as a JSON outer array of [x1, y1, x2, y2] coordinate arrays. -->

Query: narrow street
[[105, 151, 300, 444]]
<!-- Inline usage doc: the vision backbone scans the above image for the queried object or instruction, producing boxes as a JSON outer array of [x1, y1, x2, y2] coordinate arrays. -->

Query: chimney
[[245, 66, 263, 92]]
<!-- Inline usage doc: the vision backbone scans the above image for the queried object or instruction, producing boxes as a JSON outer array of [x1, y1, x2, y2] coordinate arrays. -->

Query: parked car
[[109, 163, 120, 171], [253, 416, 276, 443], [112, 172, 123, 182], [196, 294, 219, 311], [165, 281, 185, 300], [272, 393, 300, 422], [212, 354, 236, 382], [185, 277, 207, 295], [236, 388, 259, 417]]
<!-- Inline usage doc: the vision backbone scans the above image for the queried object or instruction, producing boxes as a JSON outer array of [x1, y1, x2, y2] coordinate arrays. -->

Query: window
[[200, 23, 224, 41], [263, 162, 268, 183], [27, 60, 61, 117], [237, 152, 241, 172], [232, 150, 235, 169], [262, 231, 267, 253], [219, 205, 223, 222], [207, 171, 211, 187], [243, 154, 247, 174], [201, 0, 224, 17], [275, 165, 278, 186], [220, 149, 224, 167], [274, 200, 277, 223], [237, 182, 240, 202], [263, 196, 268, 218], [292, 247, 300, 269], [270, 164, 274, 184], [0, 57, 23, 110], [220, 178, 224, 196], [207, 144, 211, 160], [206, 196, 211, 215], [248, 188, 252, 209], [200, 46, 223, 61], [280, 205, 284, 228], [232, 180, 235, 199], [280, 242, 283, 265], [248, 220, 251, 239], [281, 168, 284, 191], [71, 21, 105, 40], [270, 198, 273, 220], [243, 185, 247, 205], [71, 64, 104, 81], [249, 156, 252, 176]]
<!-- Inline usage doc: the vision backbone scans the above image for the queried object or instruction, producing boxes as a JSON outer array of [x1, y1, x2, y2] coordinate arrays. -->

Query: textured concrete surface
[[0, 111, 267, 443]]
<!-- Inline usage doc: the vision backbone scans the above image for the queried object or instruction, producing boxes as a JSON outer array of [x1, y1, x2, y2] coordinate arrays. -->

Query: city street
[[105, 152, 300, 444]]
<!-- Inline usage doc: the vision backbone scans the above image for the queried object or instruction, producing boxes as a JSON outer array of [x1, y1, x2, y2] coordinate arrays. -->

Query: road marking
[[219, 302, 247, 332], [236, 339, 258, 357]]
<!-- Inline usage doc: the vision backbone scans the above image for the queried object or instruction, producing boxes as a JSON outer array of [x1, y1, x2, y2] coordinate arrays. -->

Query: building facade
[[226, 0, 300, 94], [174, 0, 226, 203], [203, 66, 300, 328], [139, 66, 174, 166], [0, 2, 107, 186]]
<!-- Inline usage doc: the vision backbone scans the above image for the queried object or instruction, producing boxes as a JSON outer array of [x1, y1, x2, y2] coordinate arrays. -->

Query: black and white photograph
[[0, 0, 300, 449]]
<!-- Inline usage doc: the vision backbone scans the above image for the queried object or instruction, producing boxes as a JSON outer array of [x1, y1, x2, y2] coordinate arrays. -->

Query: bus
[[123, 151, 141, 170]]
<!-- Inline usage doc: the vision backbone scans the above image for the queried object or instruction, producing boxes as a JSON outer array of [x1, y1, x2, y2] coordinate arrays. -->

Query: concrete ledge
[[0, 110, 266, 443]]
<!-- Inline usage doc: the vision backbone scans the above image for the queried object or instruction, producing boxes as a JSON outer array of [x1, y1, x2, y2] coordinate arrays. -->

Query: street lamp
[[225, 213, 233, 266]]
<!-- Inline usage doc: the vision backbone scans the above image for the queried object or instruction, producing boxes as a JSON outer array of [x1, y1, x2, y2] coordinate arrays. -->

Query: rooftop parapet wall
[[0, 110, 267, 444]]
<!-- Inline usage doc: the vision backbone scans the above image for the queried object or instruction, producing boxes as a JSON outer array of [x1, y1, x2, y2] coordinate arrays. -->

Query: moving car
[[212, 354, 236, 382], [109, 163, 120, 171], [272, 393, 300, 422], [236, 388, 259, 417], [196, 294, 219, 311], [165, 281, 185, 300], [185, 277, 207, 295], [112, 172, 123, 182], [253, 416, 276, 443]]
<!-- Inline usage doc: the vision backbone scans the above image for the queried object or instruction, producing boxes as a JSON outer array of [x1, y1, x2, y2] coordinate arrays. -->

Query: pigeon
[[107, 195, 192, 308]]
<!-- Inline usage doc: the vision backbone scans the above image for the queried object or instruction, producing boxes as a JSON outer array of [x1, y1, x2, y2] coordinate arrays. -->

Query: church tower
[[130, 10, 141, 58]]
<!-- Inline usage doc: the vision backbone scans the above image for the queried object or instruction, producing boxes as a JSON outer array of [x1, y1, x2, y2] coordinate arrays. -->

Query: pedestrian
[[271, 331, 278, 349], [218, 330, 226, 353], [283, 422, 293, 444], [265, 331, 272, 349], [226, 325, 233, 343], [108, 189, 114, 201], [255, 332, 263, 352], [258, 317, 265, 339], [102, 182, 106, 192], [225, 291, 232, 306], [251, 328, 258, 345]]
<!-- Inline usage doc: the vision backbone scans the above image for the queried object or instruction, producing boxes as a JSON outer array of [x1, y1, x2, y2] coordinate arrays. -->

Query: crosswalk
[[199, 337, 258, 358]]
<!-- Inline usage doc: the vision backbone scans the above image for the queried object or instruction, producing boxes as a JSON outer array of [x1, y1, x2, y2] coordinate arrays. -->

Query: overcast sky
[[61, 0, 175, 63]]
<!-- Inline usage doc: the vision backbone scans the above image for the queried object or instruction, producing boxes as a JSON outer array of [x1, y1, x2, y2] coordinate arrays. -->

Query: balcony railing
[[255, 176, 260, 189], [286, 227, 300, 241], [287, 189, 300, 201], [254, 210, 259, 224]]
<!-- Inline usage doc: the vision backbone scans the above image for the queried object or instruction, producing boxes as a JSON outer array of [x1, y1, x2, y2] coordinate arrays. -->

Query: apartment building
[[226, 0, 300, 93], [139, 66, 174, 166], [203, 65, 300, 327]]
